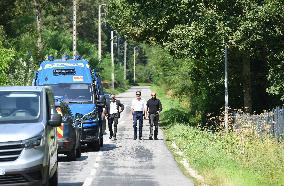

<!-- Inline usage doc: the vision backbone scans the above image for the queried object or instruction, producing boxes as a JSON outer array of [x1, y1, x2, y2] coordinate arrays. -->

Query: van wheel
[[49, 168, 58, 186], [92, 140, 100, 151], [67, 146, 76, 161], [76, 145, 81, 158]]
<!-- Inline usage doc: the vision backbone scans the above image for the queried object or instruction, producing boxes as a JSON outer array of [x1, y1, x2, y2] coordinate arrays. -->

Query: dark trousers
[[133, 111, 143, 139], [108, 114, 118, 137], [149, 113, 159, 138]]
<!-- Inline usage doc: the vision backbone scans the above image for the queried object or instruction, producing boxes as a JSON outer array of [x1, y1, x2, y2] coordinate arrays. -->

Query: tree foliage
[[0, 0, 283, 118], [108, 0, 283, 116], [0, 0, 128, 89]]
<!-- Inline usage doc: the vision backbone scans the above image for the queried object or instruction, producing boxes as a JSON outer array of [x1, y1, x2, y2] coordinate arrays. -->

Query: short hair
[[136, 91, 141, 95]]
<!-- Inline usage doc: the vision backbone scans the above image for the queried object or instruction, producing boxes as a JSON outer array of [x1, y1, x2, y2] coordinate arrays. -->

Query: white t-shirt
[[131, 98, 146, 112], [109, 101, 118, 114]]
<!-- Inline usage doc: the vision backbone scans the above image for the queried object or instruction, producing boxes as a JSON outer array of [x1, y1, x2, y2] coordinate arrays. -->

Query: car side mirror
[[48, 113, 62, 127]]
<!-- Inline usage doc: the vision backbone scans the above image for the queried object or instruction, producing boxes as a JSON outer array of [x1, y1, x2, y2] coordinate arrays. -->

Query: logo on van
[[73, 76, 84, 81]]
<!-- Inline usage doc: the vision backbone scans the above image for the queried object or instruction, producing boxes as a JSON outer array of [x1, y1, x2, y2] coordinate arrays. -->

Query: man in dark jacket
[[146, 92, 162, 140], [105, 94, 124, 140]]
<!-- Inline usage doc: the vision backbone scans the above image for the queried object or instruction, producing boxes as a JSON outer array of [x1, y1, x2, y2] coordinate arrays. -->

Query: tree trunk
[[33, 0, 43, 56], [242, 55, 252, 113]]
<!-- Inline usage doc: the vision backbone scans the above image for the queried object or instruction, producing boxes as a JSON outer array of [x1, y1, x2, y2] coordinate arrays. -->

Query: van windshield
[[49, 84, 93, 104], [0, 91, 41, 123]]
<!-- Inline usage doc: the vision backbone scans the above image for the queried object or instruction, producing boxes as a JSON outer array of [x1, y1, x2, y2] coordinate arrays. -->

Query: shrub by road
[[153, 85, 284, 186]]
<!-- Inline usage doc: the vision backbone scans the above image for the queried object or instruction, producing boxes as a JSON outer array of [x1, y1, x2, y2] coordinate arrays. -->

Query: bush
[[155, 84, 284, 186]]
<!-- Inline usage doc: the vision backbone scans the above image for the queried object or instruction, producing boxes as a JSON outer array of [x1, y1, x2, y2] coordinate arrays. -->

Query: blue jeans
[[133, 111, 143, 139]]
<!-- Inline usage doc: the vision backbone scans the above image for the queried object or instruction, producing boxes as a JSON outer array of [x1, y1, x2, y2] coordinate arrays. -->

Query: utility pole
[[98, 4, 106, 63], [72, 0, 77, 57], [124, 40, 127, 80], [133, 47, 137, 83], [224, 43, 229, 132], [111, 31, 115, 90]]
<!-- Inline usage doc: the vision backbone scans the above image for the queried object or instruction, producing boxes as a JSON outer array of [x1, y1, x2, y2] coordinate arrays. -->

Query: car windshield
[[0, 91, 41, 123], [49, 84, 93, 104]]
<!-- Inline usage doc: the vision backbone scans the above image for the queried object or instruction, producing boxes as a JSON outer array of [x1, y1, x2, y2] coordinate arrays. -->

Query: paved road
[[59, 86, 194, 186]]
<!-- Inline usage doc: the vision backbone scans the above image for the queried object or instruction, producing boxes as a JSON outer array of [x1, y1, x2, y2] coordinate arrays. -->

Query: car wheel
[[92, 140, 100, 151], [43, 165, 49, 186], [67, 146, 76, 161], [100, 136, 103, 147], [49, 167, 58, 186], [76, 145, 81, 158]]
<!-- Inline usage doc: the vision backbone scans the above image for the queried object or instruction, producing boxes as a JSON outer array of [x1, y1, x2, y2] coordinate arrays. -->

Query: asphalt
[[58, 86, 194, 186]]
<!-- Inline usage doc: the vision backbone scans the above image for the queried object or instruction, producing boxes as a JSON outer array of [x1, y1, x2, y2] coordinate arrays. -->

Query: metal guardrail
[[232, 106, 284, 140]]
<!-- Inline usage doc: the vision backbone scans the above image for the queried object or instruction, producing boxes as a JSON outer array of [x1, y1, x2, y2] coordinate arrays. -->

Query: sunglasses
[[136, 94, 141, 96]]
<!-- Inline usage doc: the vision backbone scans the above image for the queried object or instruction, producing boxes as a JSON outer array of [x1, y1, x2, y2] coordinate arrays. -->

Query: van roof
[[0, 86, 49, 92], [36, 59, 93, 85]]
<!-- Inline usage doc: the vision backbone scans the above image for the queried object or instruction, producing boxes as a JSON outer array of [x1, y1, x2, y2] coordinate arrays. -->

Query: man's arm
[[131, 100, 134, 114], [118, 100, 124, 112], [143, 99, 147, 118], [146, 100, 149, 117], [105, 102, 110, 115]]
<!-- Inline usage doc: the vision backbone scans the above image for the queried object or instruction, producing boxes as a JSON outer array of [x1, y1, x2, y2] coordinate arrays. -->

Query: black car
[[56, 102, 81, 160]]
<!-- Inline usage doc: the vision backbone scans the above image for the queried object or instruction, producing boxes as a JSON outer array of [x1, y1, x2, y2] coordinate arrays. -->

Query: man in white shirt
[[105, 94, 124, 140], [131, 91, 146, 140]]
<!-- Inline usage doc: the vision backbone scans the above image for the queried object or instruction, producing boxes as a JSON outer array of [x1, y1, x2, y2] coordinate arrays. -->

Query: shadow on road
[[59, 182, 83, 186], [143, 138, 164, 141], [100, 143, 119, 152], [58, 155, 88, 162]]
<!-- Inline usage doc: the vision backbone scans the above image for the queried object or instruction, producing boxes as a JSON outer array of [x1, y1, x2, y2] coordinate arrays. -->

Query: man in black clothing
[[146, 92, 162, 140], [105, 94, 124, 140]]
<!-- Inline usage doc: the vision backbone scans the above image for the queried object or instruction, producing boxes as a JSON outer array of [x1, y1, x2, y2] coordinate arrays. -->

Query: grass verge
[[152, 85, 284, 186]]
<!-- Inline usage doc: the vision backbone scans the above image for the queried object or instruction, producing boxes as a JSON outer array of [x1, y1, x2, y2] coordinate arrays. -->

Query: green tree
[[107, 0, 283, 116], [0, 27, 16, 85]]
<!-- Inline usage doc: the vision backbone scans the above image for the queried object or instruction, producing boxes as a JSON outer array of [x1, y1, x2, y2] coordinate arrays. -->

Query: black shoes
[[133, 136, 143, 140], [149, 136, 153, 140], [154, 136, 158, 140], [110, 136, 117, 140]]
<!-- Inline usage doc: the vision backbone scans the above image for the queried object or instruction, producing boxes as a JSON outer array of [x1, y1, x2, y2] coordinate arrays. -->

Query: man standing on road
[[105, 94, 124, 140], [131, 91, 146, 140], [146, 92, 162, 140]]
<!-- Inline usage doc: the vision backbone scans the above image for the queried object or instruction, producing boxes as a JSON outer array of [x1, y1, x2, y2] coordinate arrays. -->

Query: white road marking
[[82, 150, 103, 185], [82, 177, 93, 186], [83, 120, 127, 186]]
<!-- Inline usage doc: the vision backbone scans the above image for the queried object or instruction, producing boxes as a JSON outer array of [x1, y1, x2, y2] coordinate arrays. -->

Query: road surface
[[59, 86, 194, 186]]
